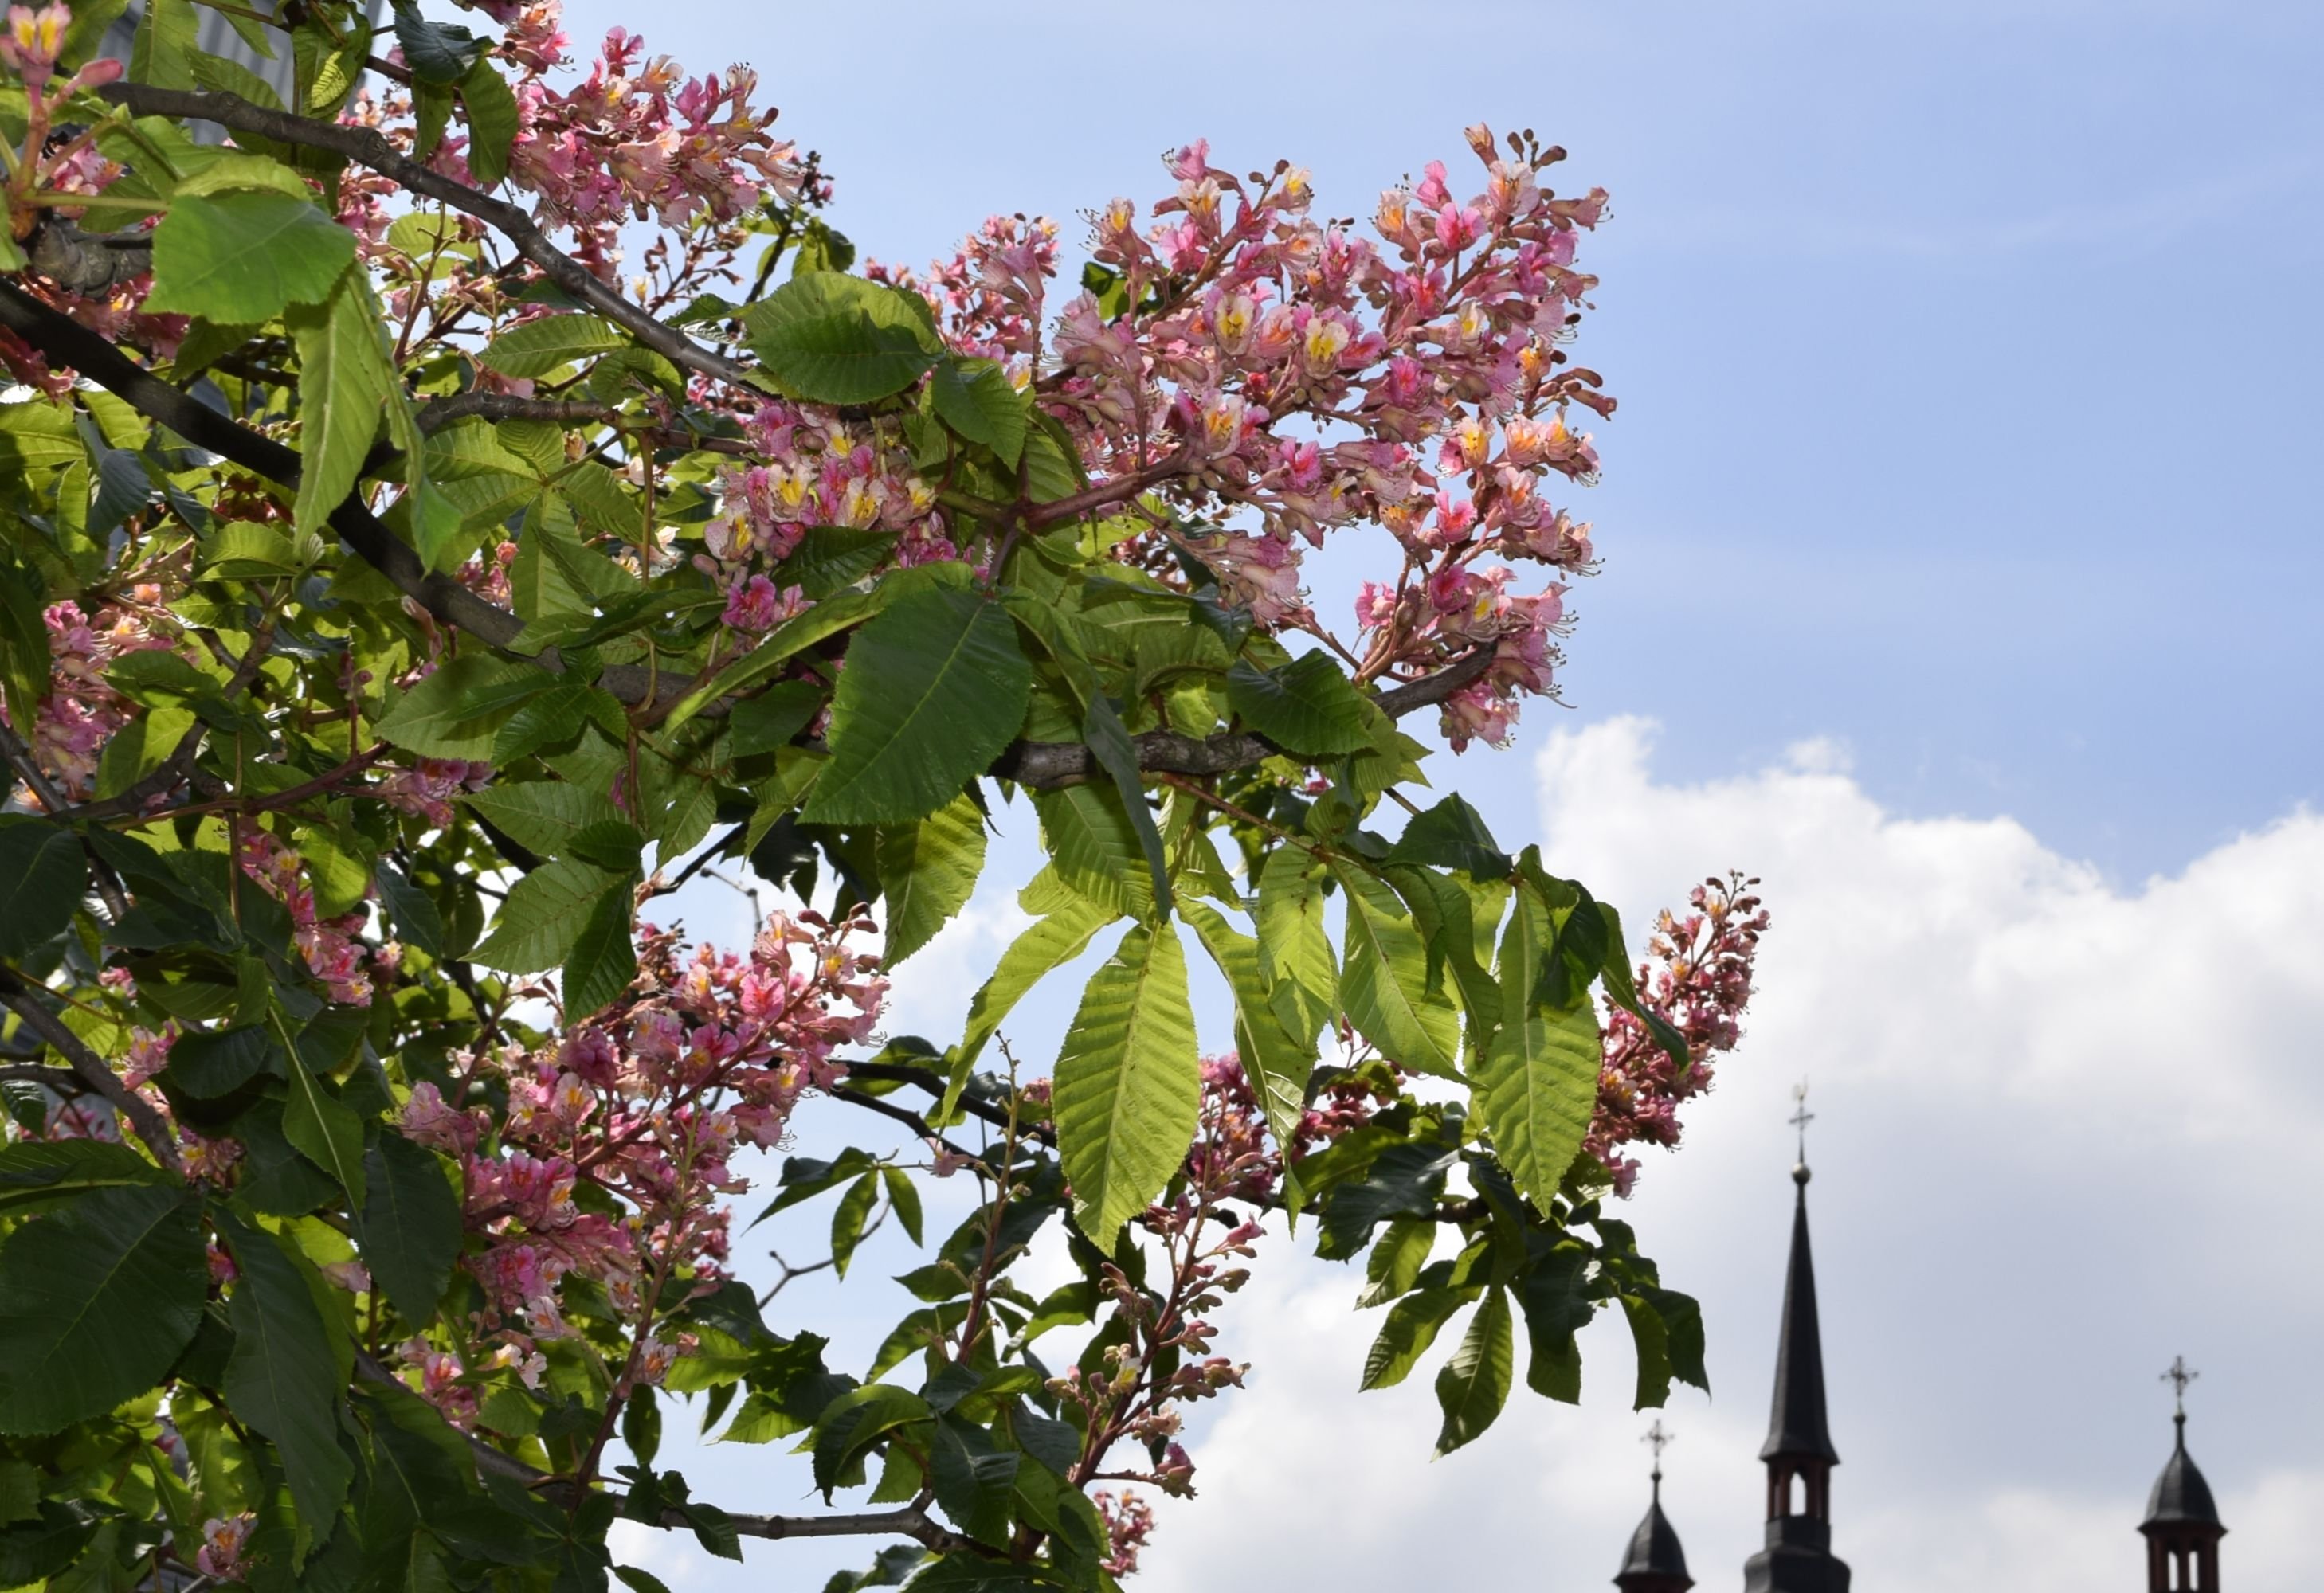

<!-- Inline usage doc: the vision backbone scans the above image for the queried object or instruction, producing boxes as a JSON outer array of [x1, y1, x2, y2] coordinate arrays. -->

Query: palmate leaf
[[462, 781, 626, 858], [564, 875, 643, 1016], [1050, 922, 1201, 1240], [481, 314, 630, 378], [1433, 1286, 1515, 1455], [876, 793, 988, 966], [0, 1184, 206, 1434], [1474, 888, 1601, 1211], [802, 589, 1029, 827], [1360, 1285, 1469, 1391], [927, 357, 1029, 468], [471, 856, 625, 973], [1032, 785, 1153, 922], [1256, 847, 1335, 1043]]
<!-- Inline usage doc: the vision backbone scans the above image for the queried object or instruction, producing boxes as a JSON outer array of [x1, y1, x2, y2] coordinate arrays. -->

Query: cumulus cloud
[[629, 719, 2324, 1592], [1140, 718, 2324, 1593]]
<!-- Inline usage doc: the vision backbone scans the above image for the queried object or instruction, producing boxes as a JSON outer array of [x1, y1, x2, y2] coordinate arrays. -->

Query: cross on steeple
[[1788, 1080, 1815, 1179], [2161, 1356, 2199, 1419], [1643, 1419, 1675, 1483]]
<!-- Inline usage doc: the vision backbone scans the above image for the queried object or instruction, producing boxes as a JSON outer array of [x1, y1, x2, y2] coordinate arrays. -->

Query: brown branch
[[414, 393, 622, 435], [96, 84, 755, 389], [0, 969, 184, 1176]]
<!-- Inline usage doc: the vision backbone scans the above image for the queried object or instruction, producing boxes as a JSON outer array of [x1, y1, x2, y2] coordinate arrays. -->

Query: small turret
[[1613, 1422, 1693, 1593], [2141, 1359, 2226, 1591]]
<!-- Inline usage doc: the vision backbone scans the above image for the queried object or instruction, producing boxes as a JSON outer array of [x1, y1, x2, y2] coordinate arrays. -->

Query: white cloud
[[1135, 718, 2324, 1593]]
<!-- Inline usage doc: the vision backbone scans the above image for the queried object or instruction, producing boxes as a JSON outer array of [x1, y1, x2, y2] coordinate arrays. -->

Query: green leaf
[[829, 1173, 879, 1281], [391, 2, 484, 83], [946, 890, 1116, 1102], [481, 314, 630, 378], [462, 782, 626, 858], [280, 1024, 367, 1208], [1389, 793, 1512, 880], [928, 1416, 1018, 1544], [811, 1384, 930, 1500], [927, 358, 1028, 469], [1358, 1218, 1436, 1309], [729, 681, 825, 758], [1433, 1287, 1514, 1455], [1359, 1286, 1467, 1391], [145, 190, 355, 323], [221, 1213, 355, 1558], [1256, 847, 1336, 1043], [743, 274, 943, 405], [374, 861, 445, 959], [1331, 863, 1462, 1078], [660, 582, 894, 734], [876, 794, 986, 966], [358, 1134, 460, 1325], [1476, 889, 1601, 1211], [0, 1185, 205, 1434], [459, 57, 519, 186], [377, 656, 553, 758], [802, 589, 1029, 826], [472, 856, 623, 973], [1517, 1238, 1592, 1403], [880, 1166, 924, 1247], [562, 878, 640, 1016], [1031, 785, 1153, 921], [0, 1140, 171, 1216], [163, 1023, 281, 1098], [773, 526, 899, 600], [1593, 902, 1695, 1077], [1226, 653, 1374, 757], [1051, 922, 1201, 1239], [0, 817, 85, 959], [1181, 901, 1310, 1170], [288, 266, 402, 537]]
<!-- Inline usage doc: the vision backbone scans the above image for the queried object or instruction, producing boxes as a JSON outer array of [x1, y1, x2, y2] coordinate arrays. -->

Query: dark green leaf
[[0, 1139, 170, 1215], [163, 1024, 281, 1098], [1389, 793, 1511, 880], [774, 526, 900, 600], [0, 818, 85, 958], [810, 1384, 930, 1500], [0, 1184, 204, 1433], [1433, 1286, 1514, 1455], [729, 681, 825, 757], [1359, 1285, 1468, 1391], [222, 1213, 354, 1559], [829, 1172, 879, 1281], [928, 1417, 1017, 1544], [927, 358, 1027, 468], [562, 879, 641, 1017], [359, 1134, 460, 1325], [391, 2, 484, 83], [1517, 1238, 1592, 1403], [459, 57, 519, 186], [374, 861, 445, 959]]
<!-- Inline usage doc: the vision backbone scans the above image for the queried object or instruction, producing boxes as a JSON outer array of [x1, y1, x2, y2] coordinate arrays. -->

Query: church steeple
[[1613, 1422, 1693, 1593], [1743, 1086, 1851, 1593], [2142, 1358, 2225, 1591]]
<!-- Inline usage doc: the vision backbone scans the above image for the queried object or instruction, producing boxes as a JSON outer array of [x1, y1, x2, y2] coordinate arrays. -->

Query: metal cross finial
[[2161, 1356, 2199, 1418], [1789, 1079, 1816, 1169], [1643, 1419, 1675, 1485]]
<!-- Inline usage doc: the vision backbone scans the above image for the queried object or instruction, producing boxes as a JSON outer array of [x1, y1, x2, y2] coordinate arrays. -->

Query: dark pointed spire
[[1760, 1164, 1839, 1464], [2142, 1360, 2226, 1592], [1614, 1423, 1693, 1593], [1745, 1085, 1850, 1593]]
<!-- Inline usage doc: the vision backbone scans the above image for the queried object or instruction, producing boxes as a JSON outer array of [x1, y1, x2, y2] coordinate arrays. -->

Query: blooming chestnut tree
[[0, 3, 1770, 1589]]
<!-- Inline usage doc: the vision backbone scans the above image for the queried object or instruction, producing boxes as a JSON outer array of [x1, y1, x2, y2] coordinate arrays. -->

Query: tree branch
[[414, 393, 622, 435], [0, 969, 184, 1176], [96, 84, 756, 389], [349, 1352, 971, 1551]]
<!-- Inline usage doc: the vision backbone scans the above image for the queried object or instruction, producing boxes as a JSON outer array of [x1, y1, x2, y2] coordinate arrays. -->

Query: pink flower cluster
[[376, 757, 495, 828], [4, 598, 172, 801], [500, 10, 822, 273], [696, 401, 954, 585], [397, 910, 885, 1356], [1186, 1053, 1391, 1204], [234, 828, 381, 1005], [1587, 873, 1769, 1195]]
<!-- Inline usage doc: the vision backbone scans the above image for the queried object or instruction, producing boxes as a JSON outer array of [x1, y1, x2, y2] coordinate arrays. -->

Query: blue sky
[[543, 2, 2324, 1587], [562, 0, 2324, 883]]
